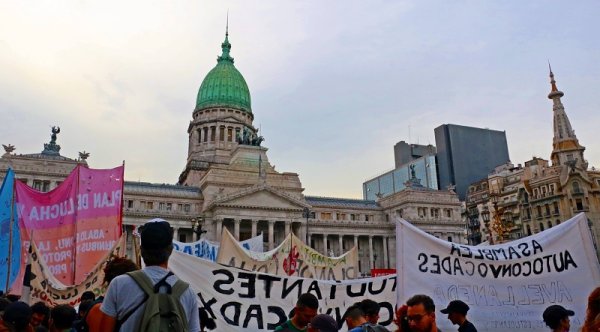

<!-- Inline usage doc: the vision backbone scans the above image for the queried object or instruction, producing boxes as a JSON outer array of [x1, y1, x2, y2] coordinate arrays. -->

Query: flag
[[0, 169, 20, 293]]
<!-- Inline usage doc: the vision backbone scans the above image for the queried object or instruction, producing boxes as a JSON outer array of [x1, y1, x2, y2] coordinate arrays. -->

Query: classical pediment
[[206, 184, 309, 211]]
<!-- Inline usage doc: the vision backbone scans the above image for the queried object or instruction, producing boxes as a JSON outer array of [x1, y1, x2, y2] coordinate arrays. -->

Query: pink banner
[[15, 165, 123, 286]]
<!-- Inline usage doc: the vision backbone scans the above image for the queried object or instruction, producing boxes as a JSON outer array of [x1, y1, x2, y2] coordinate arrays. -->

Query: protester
[[584, 287, 600, 332], [0, 301, 33, 332], [360, 299, 381, 325], [29, 302, 49, 330], [440, 300, 476, 332], [393, 305, 411, 332], [84, 255, 139, 331], [542, 305, 575, 332], [344, 303, 368, 332], [97, 218, 200, 331], [308, 314, 338, 332], [80, 291, 95, 304], [198, 307, 216, 331], [405, 294, 440, 332], [48, 305, 77, 332], [344, 303, 390, 332], [275, 293, 319, 332]]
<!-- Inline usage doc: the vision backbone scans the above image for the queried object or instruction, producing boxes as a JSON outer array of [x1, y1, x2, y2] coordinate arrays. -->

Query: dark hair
[[296, 293, 319, 310], [360, 299, 380, 316], [344, 303, 365, 321], [0, 297, 12, 313], [5, 294, 20, 303], [199, 307, 216, 330], [30, 302, 49, 316], [585, 287, 600, 331], [103, 256, 139, 284], [50, 304, 77, 329], [406, 294, 435, 313], [140, 245, 173, 266], [2, 301, 32, 331], [80, 291, 95, 303], [78, 300, 95, 316]]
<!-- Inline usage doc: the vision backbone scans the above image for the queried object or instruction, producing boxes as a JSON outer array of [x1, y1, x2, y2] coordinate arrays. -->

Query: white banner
[[217, 229, 359, 280], [396, 213, 600, 332], [170, 250, 396, 332], [173, 233, 264, 261]]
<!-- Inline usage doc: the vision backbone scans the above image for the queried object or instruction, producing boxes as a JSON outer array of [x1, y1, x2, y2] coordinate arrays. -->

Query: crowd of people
[[0, 218, 598, 332]]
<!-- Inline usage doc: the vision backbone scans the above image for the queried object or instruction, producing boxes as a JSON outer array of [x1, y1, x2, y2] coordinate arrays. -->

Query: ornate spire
[[218, 13, 233, 63], [546, 67, 586, 168], [548, 62, 564, 99]]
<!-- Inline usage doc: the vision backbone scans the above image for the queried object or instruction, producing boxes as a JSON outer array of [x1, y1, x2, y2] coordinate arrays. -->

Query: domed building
[[0, 29, 470, 276]]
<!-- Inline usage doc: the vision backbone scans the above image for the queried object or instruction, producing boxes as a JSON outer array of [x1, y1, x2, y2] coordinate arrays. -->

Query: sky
[[1, 1, 599, 199]]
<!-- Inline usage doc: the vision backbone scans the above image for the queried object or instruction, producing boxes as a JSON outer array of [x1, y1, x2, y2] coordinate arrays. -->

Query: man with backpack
[[97, 218, 200, 332]]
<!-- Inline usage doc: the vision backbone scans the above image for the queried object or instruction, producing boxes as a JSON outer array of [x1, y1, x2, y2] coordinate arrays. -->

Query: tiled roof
[[305, 196, 380, 209]]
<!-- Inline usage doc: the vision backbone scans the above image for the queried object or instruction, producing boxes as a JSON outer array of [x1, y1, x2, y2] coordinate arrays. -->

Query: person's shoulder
[[273, 320, 290, 331], [463, 320, 477, 331]]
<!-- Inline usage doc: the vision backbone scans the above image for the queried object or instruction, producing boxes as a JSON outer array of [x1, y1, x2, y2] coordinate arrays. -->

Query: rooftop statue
[[2, 144, 15, 154], [42, 126, 62, 156]]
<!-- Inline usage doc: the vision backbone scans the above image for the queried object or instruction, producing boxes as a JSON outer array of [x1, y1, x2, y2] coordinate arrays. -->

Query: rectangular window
[[575, 199, 584, 211], [127, 200, 134, 209], [365, 215, 370, 222], [210, 126, 216, 141], [321, 212, 332, 220], [203, 128, 208, 142], [219, 127, 225, 141], [159, 202, 166, 210], [179, 233, 187, 243], [177, 203, 183, 211], [350, 214, 356, 221], [184, 204, 191, 212], [147, 202, 154, 210], [166, 203, 172, 211], [227, 128, 233, 142]]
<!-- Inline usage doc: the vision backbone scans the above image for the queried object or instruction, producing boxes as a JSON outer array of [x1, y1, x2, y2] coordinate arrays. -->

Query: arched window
[[539, 222, 545, 232], [547, 221, 552, 229], [526, 225, 532, 236], [572, 181, 581, 193]]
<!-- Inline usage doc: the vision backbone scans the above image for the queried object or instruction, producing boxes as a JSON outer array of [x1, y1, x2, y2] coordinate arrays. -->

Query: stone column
[[285, 221, 291, 236], [323, 234, 328, 255], [369, 235, 374, 270], [234, 219, 240, 240], [268, 220, 275, 250], [307, 234, 312, 248], [383, 236, 389, 269], [173, 227, 179, 242], [216, 219, 223, 240], [251, 220, 258, 237], [338, 235, 344, 255], [354, 235, 358, 249]]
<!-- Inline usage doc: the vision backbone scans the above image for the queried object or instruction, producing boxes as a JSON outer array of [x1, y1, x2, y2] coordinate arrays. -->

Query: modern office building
[[364, 125, 510, 201], [435, 124, 510, 200]]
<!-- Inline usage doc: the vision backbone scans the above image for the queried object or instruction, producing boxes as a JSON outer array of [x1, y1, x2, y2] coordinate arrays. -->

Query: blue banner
[[0, 169, 21, 292]]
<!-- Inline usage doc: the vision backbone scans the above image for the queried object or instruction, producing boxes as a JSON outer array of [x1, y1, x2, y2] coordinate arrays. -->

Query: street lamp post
[[191, 217, 207, 241], [303, 207, 311, 246]]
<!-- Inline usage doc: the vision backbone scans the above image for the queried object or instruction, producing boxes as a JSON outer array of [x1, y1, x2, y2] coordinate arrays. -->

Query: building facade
[[465, 70, 600, 255], [0, 30, 467, 276]]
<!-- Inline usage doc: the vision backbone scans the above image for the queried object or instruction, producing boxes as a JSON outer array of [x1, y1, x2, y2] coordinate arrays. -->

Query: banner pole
[[72, 165, 80, 284], [5, 172, 14, 292]]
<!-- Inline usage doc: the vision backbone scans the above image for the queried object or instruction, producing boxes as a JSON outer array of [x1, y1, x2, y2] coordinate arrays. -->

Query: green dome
[[196, 33, 252, 113]]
